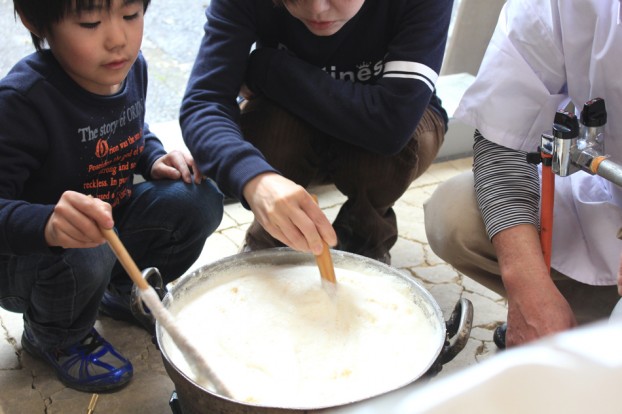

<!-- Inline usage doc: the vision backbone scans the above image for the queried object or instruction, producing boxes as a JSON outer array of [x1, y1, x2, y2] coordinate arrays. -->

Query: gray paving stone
[[193, 232, 241, 272], [414, 263, 462, 285], [463, 291, 508, 329], [0, 340, 18, 370], [470, 326, 501, 343], [311, 184, 348, 207], [217, 212, 239, 231], [221, 202, 255, 226], [443, 337, 484, 372], [398, 220, 430, 245], [428, 283, 465, 320], [391, 238, 426, 269], [1, 309, 22, 341], [0, 378, 47, 413], [462, 273, 505, 302]]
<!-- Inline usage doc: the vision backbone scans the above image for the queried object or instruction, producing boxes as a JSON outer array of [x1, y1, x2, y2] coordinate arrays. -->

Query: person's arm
[[181, 0, 274, 203], [473, 132, 576, 346], [493, 225, 576, 346], [0, 87, 57, 255], [0, 81, 113, 254], [245, 0, 452, 155], [180, 1, 335, 254]]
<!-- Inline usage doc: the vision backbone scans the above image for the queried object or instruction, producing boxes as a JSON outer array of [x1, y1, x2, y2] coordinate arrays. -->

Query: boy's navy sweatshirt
[[0, 51, 165, 256]]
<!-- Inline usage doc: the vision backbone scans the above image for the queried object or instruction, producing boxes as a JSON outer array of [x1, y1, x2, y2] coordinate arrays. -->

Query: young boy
[[181, 0, 452, 263], [0, 0, 223, 392]]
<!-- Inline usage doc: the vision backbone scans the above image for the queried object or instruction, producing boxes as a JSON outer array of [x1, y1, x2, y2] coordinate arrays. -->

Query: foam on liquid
[[162, 264, 440, 408]]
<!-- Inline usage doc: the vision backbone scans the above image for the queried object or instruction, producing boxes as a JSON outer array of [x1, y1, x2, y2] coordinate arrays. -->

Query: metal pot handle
[[440, 297, 473, 364], [129, 267, 167, 334]]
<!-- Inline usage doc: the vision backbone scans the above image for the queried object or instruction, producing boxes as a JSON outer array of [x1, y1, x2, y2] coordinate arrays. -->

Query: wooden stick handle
[[310, 195, 336, 284], [317, 242, 337, 284], [100, 227, 150, 291], [99, 226, 232, 397]]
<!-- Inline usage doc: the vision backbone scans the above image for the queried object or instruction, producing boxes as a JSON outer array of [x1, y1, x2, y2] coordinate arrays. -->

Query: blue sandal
[[21, 327, 133, 393]]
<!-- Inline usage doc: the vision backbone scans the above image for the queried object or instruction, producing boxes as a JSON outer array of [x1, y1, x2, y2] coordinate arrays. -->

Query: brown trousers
[[239, 97, 445, 259]]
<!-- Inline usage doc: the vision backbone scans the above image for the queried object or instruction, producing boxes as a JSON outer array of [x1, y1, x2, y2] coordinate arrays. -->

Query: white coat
[[455, 0, 622, 285]]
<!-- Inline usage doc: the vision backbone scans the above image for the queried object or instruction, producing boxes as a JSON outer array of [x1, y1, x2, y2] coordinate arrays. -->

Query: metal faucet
[[526, 98, 622, 272], [539, 98, 622, 186]]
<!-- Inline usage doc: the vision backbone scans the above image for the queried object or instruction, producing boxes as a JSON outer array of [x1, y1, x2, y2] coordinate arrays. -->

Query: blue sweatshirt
[[181, 0, 452, 203], [0, 51, 166, 256]]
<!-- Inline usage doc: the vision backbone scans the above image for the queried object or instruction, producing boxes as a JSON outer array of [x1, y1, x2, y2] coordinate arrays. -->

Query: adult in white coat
[[424, 0, 622, 348]]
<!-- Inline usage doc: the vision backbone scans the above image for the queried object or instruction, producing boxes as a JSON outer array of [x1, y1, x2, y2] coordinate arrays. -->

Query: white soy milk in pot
[[162, 264, 440, 408]]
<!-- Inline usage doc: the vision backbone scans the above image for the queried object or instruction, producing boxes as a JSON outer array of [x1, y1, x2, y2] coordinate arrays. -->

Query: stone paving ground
[[0, 0, 506, 412]]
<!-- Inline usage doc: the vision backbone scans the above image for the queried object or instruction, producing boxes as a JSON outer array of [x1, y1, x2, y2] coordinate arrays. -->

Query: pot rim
[[156, 247, 447, 410]]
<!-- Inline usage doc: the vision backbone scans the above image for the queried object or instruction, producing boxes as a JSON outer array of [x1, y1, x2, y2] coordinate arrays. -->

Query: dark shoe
[[373, 251, 391, 265], [100, 269, 165, 333], [335, 243, 392, 266], [334, 234, 392, 266], [21, 327, 132, 393], [493, 323, 507, 349], [99, 284, 155, 333], [99, 285, 135, 324]]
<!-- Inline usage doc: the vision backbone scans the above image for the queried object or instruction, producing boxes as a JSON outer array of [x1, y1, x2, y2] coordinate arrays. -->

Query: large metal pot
[[153, 248, 472, 414]]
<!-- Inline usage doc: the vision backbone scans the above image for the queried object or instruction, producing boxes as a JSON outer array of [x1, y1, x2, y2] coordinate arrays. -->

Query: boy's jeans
[[0, 179, 223, 349]]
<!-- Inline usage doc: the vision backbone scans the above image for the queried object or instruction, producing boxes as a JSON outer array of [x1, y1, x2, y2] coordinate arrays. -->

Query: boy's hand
[[151, 150, 202, 184], [44, 191, 113, 249]]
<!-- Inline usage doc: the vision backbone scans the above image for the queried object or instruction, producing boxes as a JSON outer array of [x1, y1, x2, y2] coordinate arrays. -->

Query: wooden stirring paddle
[[100, 227, 231, 398], [311, 195, 337, 287]]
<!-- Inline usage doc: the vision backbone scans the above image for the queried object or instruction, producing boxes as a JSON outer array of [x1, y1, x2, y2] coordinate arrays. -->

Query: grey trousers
[[239, 97, 445, 260], [424, 171, 620, 324]]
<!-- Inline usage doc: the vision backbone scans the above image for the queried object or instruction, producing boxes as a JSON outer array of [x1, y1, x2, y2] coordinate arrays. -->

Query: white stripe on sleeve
[[383, 61, 437, 91]]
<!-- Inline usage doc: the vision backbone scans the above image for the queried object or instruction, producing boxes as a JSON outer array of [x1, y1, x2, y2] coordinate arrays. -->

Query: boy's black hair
[[14, 0, 151, 52]]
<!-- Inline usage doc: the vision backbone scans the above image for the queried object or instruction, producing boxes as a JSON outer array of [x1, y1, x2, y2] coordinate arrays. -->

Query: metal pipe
[[591, 157, 622, 188]]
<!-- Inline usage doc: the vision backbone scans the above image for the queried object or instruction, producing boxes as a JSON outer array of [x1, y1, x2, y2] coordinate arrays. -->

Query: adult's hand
[[505, 277, 576, 346], [618, 252, 622, 296], [242, 172, 337, 255], [44, 191, 113, 249], [493, 224, 577, 347]]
